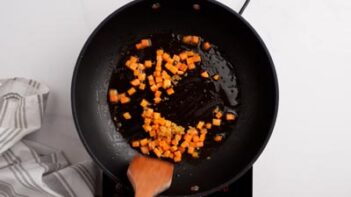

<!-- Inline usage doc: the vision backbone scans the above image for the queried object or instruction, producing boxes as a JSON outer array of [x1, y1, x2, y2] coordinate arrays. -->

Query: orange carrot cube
[[109, 89, 118, 103], [130, 79, 140, 86], [127, 87, 136, 96], [202, 42, 211, 51], [123, 112, 132, 120], [131, 141, 140, 147], [201, 71, 209, 78], [226, 113, 236, 121], [166, 88, 175, 95], [140, 138, 148, 146], [212, 119, 221, 126], [144, 60, 152, 68], [140, 146, 149, 155], [214, 135, 223, 142], [140, 99, 149, 108], [213, 74, 220, 81]]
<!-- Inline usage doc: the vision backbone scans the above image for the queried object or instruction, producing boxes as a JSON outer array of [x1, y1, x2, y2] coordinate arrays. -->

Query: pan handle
[[238, 0, 250, 15]]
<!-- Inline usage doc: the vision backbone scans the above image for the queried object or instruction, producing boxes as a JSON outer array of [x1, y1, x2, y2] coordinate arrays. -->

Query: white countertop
[[1, 0, 351, 196]]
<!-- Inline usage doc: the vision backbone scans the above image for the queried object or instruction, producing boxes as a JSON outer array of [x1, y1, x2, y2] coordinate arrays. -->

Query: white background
[[1, 0, 351, 196]]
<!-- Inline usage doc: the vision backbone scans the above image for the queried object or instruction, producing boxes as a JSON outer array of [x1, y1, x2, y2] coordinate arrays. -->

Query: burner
[[102, 168, 252, 197]]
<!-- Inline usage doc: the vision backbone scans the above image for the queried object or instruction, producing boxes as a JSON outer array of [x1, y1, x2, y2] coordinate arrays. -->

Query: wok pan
[[71, 0, 278, 196]]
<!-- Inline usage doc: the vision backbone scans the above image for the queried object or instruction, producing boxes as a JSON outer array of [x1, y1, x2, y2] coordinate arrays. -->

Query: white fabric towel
[[0, 78, 99, 197]]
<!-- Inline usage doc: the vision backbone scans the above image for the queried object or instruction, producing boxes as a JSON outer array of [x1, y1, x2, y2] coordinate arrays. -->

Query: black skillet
[[71, 0, 278, 196]]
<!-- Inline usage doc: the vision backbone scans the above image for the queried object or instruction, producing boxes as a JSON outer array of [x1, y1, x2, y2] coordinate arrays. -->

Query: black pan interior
[[71, 0, 278, 196]]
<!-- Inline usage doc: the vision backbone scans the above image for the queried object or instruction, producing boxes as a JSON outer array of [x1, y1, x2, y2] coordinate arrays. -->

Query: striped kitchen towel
[[0, 78, 99, 197]]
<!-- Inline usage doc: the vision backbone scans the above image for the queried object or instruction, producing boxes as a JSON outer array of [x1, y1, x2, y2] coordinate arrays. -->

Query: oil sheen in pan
[[108, 33, 239, 160]]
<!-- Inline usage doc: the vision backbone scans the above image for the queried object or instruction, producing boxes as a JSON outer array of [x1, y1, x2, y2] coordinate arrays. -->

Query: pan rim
[[71, 0, 279, 196]]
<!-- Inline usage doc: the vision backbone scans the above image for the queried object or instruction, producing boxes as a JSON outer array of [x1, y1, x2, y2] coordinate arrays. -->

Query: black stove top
[[102, 168, 252, 197]]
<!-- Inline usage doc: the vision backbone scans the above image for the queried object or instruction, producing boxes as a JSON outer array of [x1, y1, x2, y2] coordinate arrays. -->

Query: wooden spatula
[[127, 156, 174, 197]]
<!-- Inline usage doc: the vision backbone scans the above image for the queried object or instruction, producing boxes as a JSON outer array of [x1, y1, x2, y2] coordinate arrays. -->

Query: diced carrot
[[143, 125, 152, 132], [212, 118, 221, 126], [155, 71, 162, 78], [156, 49, 164, 56], [154, 148, 162, 158], [149, 130, 156, 137], [143, 108, 154, 117], [192, 152, 199, 158], [202, 42, 211, 51], [175, 134, 182, 141], [131, 141, 140, 147], [139, 83, 146, 90], [153, 112, 161, 120], [191, 36, 200, 45], [140, 99, 149, 108], [215, 111, 223, 119], [182, 35, 192, 44], [226, 113, 236, 121], [163, 150, 171, 158], [138, 73, 146, 81], [165, 63, 178, 74], [196, 141, 204, 147], [178, 147, 186, 153], [170, 146, 178, 152], [193, 135, 200, 143], [141, 39, 152, 47], [214, 135, 223, 142], [174, 156, 181, 162], [140, 146, 149, 155], [184, 134, 192, 142], [123, 112, 132, 120], [188, 146, 195, 154], [144, 117, 152, 125], [166, 88, 175, 95], [174, 151, 182, 157], [155, 91, 162, 98], [192, 54, 201, 63], [163, 79, 171, 89], [138, 63, 145, 71], [148, 141, 156, 149], [120, 95, 130, 104], [197, 121, 205, 129], [188, 63, 196, 70], [130, 79, 141, 86], [125, 60, 131, 67], [213, 74, 220, 81], [186, 58, 194, 65], [129, 63, 138, 71], [133, 69, 140, 76], [135, 43, 143, 50], [150, 84, 158, 92], [127, 87, 136, 96], [180, 141, 189, 148], [154, 97, 161, 104], [200, 129, 208, 134], [148, 75, 155, 85], [109, 89, 118, 103], [201, 71, 209, 78], [173, 55, 180, 62], [186, 51, 195, 57], [178, 64, 188, 72], [130, 56, 138, 63], [171, 139, 179, 146], [162, 53, 171, 62], [205, 123, 212, 129], [199, 133, 206, 142], [155, 76, 163, 83], [144, 60, 152, 68], [140, 138, 148, 146], [179, 52, 188, 60]]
